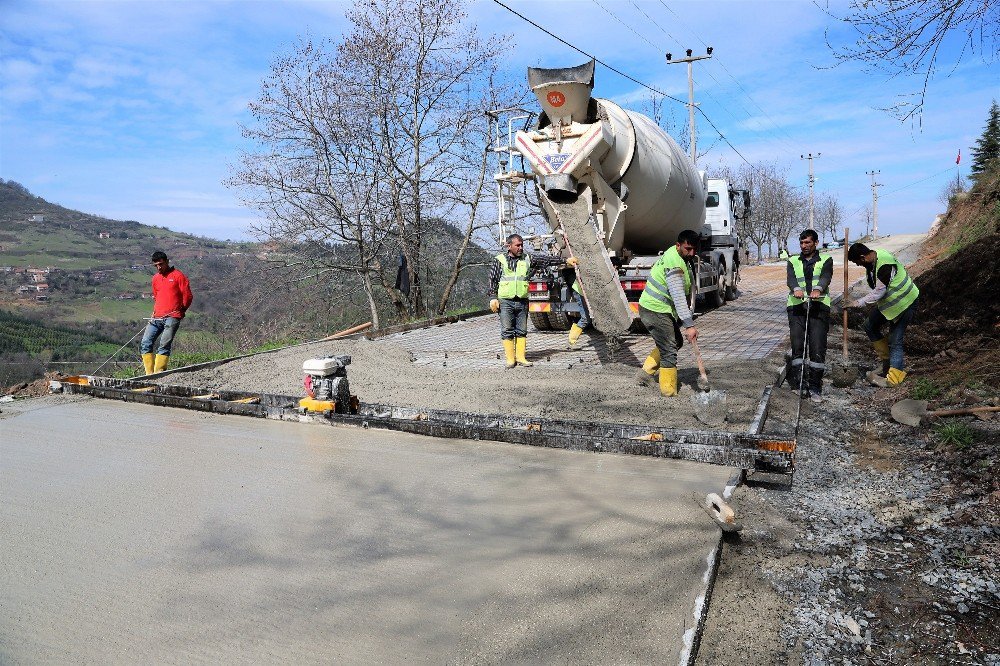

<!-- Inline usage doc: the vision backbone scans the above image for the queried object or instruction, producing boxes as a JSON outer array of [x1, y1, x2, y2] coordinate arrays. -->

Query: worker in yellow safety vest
[[489, 234, 577, 368], [635, 229, 700, 397], [846, 243, 920, 386], [786, 229, 833, 402]]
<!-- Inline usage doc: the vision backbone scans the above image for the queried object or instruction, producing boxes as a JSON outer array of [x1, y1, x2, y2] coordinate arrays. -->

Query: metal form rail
[[55, 376, 793, 474]]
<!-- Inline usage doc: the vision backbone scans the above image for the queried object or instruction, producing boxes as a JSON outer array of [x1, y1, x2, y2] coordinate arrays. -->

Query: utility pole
[[866, 170, 881, 240], [667, 47, 713, 166], [800, 153, 821, 231]]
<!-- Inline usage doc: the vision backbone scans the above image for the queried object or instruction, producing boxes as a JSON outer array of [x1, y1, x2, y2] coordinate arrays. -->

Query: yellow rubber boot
[[872, 337, 890, 361], [153, 354, 169, 373], [635, 348, 661, 386], [886, 368, 907, 386], [658, 367, 678, 397], [142, 353, 155, 376], [515, 337, 533, 367], [567, 323, 584, 349], [502, 339, 516, 369]]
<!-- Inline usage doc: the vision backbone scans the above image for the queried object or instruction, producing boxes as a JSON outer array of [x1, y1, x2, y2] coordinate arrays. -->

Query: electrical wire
[[489, 0, 790, 189], [489, 0, 687, 107]]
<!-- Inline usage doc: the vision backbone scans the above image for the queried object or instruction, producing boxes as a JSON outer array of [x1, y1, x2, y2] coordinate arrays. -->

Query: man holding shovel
[[846, 243, 919, 387], [635, 230, 699, 397], [786, 229, 833, 402]]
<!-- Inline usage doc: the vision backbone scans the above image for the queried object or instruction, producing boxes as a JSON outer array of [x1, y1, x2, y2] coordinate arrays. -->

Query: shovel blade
[[890, 399, 929, 427], [691, 390, 728, 426]]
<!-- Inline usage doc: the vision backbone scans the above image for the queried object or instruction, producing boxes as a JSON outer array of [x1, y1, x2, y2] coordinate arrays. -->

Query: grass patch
[[932, 421, 978, 450], [910, 378, 942, 400]]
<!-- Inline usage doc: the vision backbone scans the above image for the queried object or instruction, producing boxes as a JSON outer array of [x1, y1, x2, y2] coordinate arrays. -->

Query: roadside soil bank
[[155, 337, 777, 432]]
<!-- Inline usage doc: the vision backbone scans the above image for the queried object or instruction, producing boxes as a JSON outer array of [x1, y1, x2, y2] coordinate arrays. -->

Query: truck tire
[[708, 262, 726, 308], [547, 310, 573, 331], [529, 311, 552, 331], [725, 272, 738, 301]]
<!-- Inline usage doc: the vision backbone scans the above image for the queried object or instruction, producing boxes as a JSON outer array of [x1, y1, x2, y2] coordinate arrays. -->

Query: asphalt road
[[1, 396, 731, 663]]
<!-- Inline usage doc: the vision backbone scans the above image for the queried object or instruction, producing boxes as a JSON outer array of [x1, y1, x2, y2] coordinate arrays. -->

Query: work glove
[[489, 298, 500, 313], [566, 257, 579, 267]]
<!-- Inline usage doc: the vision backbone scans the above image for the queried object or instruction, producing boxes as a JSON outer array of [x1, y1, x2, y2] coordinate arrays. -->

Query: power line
[[489, 0, 687, 107], [489, 0, 786, 188], [656, 0, 802, 153], [591, 0, 661, 52]]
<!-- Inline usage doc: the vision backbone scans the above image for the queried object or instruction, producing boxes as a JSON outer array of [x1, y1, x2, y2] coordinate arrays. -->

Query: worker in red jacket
[[140, 251, 193, 375]]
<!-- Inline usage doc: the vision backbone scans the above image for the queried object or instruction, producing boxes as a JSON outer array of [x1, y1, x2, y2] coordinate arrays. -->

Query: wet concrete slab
[[1, 397, 731, 663]]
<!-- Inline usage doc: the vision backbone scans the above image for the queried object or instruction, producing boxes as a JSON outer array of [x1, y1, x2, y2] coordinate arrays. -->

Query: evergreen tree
[[970, 100, 1000, 178]]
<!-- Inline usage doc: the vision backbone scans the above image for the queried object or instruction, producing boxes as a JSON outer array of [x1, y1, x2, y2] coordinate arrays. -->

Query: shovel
[[829, 227, 858, 387], [689, 336, 727, 426], [890, 400, 1000, 427]]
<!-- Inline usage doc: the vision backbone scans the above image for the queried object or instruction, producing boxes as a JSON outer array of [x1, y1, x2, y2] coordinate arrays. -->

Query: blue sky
[[2, 0, 996, 241]]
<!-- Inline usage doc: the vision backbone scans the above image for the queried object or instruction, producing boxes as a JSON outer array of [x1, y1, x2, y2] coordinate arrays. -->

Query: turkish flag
[[956, 149, 961, 165]]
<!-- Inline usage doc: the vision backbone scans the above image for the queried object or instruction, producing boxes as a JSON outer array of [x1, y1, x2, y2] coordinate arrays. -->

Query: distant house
[[99, 232, 111, 239], [118, 292, 136, 300], [16, 285, 34, 294], [28, 213, 45, 223], [36, 284, 49, 292], [35, 294, 49, 302]]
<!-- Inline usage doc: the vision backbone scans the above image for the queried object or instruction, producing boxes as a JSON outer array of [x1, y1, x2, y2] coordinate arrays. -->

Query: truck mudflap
[[54, 376, 793, 474]]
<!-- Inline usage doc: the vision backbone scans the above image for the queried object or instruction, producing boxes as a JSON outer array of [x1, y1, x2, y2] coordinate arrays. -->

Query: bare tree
[[822, 0, 999, 122], [816, 193, 845, 243], [340, 0, 504, 318], [229, 0, 505, 326], [938, 172, 968, 204]]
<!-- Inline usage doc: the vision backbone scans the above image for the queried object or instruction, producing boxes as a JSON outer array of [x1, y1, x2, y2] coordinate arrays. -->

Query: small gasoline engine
[[300, 355, 352, 413]]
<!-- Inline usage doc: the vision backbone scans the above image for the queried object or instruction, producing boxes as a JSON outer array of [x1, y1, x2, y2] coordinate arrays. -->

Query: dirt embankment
[[907, 231, 1000, 385]]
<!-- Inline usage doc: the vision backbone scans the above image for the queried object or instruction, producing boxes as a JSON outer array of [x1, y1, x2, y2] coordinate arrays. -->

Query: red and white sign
[[546, 91, 566, 107]]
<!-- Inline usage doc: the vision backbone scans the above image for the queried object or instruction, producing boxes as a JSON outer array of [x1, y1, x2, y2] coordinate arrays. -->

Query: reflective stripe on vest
[[874, 249, 919, 320], [787, 253, 832, 307], [496, 253, 530, 299], [638, 245, 691, 317]]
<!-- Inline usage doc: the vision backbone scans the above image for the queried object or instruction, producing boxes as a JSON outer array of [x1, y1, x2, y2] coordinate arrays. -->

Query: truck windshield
[[706, 192, 720, 207]]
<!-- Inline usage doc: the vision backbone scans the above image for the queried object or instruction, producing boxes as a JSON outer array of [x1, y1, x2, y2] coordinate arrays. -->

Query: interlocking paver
[[379, 262, 866, 369]]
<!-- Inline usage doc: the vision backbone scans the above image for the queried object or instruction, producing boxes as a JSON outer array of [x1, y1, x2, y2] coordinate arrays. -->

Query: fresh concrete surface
[[1, 396, 731, 664]]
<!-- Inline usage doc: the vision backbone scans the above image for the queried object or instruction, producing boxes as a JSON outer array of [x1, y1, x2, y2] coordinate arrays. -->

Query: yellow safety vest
[[638, 246, 692, 318], [787, 253, 832, 307], [496, 253, 530, 299], [873, 249, 919, 320]]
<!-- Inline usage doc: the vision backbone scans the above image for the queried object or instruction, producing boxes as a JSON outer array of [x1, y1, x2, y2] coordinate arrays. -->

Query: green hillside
[[0, 180, 243, 270], [0, 180, 492, 388]]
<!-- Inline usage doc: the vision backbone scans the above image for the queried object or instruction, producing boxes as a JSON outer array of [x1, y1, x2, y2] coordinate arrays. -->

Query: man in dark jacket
[[786, 229, 833, 401]]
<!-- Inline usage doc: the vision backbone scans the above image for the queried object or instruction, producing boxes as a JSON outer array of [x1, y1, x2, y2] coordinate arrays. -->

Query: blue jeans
[[140, 317, 181, 356], [572, 290, 590, 329], [864, 299, 917, 370], [499, 298, 528, 340]]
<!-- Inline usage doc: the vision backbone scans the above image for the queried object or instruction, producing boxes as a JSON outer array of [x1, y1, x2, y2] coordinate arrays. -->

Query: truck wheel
[[708, 264, 726, 308], [529, 312, 551, 331], [725, 275, 738, 301], [547, 310, 573, 331]]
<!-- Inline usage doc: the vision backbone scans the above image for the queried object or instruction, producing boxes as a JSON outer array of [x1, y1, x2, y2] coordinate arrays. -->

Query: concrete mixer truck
[[493, 60, 749, 336]]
